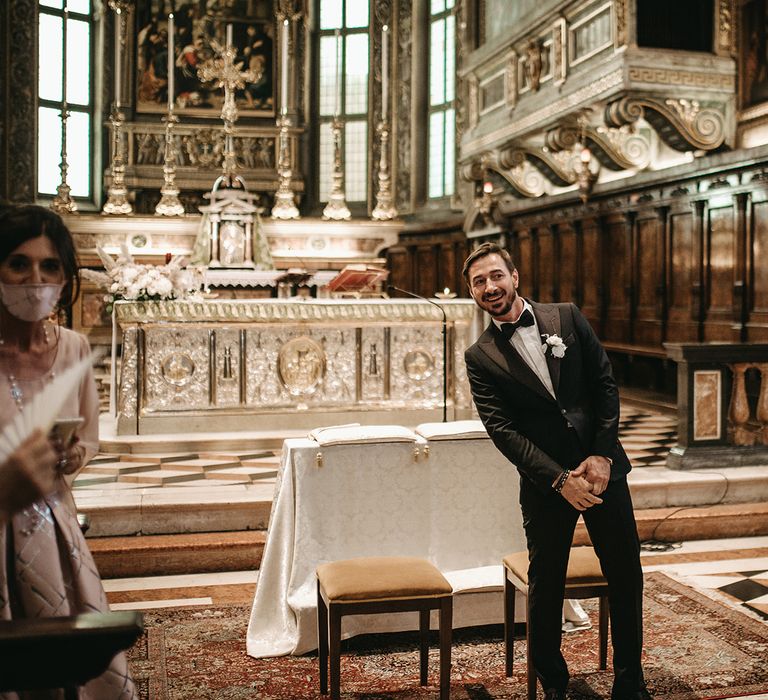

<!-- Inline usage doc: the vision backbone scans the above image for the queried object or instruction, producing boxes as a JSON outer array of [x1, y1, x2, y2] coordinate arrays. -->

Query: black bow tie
[[499, 309, 535, 339]]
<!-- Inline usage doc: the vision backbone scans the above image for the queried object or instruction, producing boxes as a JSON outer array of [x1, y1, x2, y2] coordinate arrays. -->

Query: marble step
[[88, 501, 768, 579], [89, 531, 266, 578]]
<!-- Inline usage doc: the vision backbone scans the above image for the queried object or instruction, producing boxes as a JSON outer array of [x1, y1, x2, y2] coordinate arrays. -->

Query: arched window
[[428, 0, 455, 200], [317, 0, 370, 205], [37, 0, 94, 201]]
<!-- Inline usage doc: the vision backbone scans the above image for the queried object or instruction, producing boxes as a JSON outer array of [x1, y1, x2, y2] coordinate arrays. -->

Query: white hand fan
[[0, 353, 94, 463]]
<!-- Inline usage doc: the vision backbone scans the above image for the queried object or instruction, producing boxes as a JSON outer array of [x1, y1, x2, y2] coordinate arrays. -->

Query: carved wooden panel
[[537, 227, 554, 302], [635, 214, 662, 345], [603, 214, 630, 341], [705, 204, 737, 341], [749, 197, 768, 340], [439, 243, 457, 295], [516, 229, 535, 299], [581, 217, 602, 332], [667, 209, 697, 342], [415, 245, 438, 298], [387, 246, 411, 292], [558, 223, 577, 303]]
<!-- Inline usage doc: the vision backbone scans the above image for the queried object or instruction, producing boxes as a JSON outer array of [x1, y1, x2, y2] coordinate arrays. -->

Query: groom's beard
[[483, 287, 517, 317]]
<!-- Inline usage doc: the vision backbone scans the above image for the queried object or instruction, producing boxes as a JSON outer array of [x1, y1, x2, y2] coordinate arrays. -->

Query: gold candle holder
[[322, 116, 351, 221], [271, 114, 300, 219], [155, 110, 185, 216], [50, 104, 77, 214], [371, 119, 397, 220]]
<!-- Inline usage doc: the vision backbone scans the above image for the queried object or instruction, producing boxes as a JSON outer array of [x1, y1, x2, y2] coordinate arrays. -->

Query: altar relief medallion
[[161, 353, 196, 387], [278, 337, 326, 396]]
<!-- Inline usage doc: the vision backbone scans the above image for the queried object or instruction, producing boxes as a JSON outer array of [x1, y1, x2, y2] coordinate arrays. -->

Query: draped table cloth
[[246, 423, 528, 658]]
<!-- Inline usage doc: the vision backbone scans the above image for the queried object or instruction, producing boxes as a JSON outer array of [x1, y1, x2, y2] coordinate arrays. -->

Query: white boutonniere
[[542, 333, 567, 359]]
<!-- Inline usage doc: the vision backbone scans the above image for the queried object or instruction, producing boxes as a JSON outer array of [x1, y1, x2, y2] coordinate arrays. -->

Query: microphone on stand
[[388, 285, 448, 423]]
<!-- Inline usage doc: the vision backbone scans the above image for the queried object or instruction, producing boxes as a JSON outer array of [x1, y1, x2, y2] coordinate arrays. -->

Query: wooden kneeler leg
[[419, 609, 429, 686], [598, 595, 609, 670], [504, 571, 515, 677], [329, 606, 342, 700], [439, 597, 452, 700], [317, 582, 329, 695], [526, 595, 536, 700]]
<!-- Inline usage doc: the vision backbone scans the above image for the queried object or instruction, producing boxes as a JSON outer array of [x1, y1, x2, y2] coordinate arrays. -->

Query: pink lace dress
[[0, 327, 136, 699]]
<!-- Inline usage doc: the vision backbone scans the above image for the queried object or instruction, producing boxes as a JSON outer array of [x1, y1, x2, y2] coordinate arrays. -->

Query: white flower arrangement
[[81, 244, 200, 313], [542, 333, 567, 358]]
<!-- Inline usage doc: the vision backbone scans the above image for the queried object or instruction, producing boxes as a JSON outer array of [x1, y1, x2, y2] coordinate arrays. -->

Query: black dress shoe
[[543, 689, 566, 700], [613, 689, 652, 700]]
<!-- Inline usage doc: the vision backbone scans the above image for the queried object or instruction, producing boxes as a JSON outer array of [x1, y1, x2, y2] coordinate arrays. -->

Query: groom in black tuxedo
[[462, 243, 649, 700]]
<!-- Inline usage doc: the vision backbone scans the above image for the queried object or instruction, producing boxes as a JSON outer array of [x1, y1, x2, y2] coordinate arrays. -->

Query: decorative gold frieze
[[627, 67, 734, 92]]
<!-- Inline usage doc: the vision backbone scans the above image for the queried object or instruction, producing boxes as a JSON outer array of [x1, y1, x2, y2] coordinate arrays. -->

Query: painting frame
[[135, 0, 276, 118], [741, 0, 768, 109]]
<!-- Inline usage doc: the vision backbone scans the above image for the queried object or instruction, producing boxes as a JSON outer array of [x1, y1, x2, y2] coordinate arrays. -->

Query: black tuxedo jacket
[[465, 301, 631, 494]]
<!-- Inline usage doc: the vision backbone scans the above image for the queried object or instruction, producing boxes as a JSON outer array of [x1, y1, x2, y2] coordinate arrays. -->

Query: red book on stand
[[326, 265, 389, 294]]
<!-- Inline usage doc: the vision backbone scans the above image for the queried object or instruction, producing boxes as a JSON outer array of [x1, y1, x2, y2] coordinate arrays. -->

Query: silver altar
[[114, 298, 479, 435]]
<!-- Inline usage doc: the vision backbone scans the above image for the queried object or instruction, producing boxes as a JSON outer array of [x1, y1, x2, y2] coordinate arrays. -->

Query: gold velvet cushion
[[503, 547, 606, 586], [317, 556, 453, 603]]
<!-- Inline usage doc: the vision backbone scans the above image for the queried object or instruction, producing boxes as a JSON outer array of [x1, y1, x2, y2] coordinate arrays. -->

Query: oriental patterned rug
[[126, 572, 768, 699]]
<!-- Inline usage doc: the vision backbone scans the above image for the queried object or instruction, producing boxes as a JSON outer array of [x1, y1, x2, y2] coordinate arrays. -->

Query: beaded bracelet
[[553, 469, 571, 494]]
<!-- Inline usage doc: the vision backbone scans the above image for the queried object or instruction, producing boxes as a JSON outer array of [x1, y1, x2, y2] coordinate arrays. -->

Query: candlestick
[[334, 29, 341, 117], [381, 24, 388, 121], [167, 13, 175, 111], [114, 8, 121, 107], [226, 23, 233, 50], [280, 18, 288, 115]]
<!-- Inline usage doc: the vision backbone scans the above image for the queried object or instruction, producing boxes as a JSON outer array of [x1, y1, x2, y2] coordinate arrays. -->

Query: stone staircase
[[75, 406, 768, 580]]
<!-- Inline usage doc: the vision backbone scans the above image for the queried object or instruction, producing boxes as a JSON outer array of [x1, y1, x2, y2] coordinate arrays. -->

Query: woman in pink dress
[[0, 205, 136, 699]]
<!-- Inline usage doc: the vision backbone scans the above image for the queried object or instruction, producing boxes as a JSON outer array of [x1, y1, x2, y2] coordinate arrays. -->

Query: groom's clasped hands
[[559, 454, 612, 511]]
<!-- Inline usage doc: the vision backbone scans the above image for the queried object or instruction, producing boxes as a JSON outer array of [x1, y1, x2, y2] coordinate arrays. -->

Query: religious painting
[[135, 0, 275, 117], [742, 0, 768, 108]]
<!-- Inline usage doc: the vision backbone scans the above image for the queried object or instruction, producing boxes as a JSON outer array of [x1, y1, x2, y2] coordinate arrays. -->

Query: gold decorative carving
[[627, 67, 734, 91], [524, 40, 543, 92], [277, 336, 326, 396], [468, 76, 479, 130], [613, 0, 627, 48], [552, 18, 566, 85], [589, 124, 651, 170], [605, 96, 726, 151], [161, 353, 196, 386], [506, 54, 518, 109], [717, 0, 733, 54], [115, 299, 476, 324], [693, 370, 722, 441], [501, 145, 577, 186], [404, 349, 435, 381]]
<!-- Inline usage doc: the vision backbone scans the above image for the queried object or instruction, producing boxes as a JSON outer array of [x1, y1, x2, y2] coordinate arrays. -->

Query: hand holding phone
[[49, 417, 84, 446]]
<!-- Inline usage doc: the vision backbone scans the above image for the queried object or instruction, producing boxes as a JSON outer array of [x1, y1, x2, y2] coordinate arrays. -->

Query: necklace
[[0, 321, 58, 412]]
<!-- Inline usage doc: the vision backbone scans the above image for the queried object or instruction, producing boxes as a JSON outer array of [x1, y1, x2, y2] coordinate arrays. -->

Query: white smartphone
[[49, 417, 84, 445]]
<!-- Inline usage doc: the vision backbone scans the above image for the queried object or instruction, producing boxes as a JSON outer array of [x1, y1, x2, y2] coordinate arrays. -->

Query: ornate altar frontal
[[114, 298, 479, 435]]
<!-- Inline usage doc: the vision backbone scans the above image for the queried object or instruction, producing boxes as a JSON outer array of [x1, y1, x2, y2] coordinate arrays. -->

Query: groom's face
[[467, 253, 519, 319]]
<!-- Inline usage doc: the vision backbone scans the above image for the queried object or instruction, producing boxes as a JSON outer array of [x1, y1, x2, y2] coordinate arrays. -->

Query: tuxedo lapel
[[477, 323, 555, 403], [532, 302, 562, 396]]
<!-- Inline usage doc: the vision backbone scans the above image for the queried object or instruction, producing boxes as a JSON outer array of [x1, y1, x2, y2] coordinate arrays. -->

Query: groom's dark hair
[[462, 242, 516, 285]]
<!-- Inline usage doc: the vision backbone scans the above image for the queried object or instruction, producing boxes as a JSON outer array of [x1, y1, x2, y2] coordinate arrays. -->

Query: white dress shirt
[[493, 300, 556, 398]]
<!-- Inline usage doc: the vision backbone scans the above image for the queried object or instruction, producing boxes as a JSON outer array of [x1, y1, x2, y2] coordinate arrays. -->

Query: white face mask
[[0, 282, 63, 322]]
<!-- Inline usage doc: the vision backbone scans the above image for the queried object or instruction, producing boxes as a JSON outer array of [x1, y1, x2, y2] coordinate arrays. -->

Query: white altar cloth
[[246, 431, 527, 658]]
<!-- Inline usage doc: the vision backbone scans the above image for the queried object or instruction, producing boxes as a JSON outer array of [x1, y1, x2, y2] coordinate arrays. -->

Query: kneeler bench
[[317, 556, 453, 699]]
